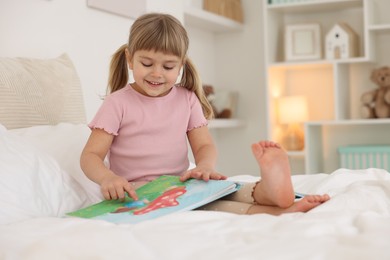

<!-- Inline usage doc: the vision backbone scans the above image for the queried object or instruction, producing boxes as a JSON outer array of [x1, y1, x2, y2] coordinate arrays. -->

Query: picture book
[[67, 175, 240, 224]]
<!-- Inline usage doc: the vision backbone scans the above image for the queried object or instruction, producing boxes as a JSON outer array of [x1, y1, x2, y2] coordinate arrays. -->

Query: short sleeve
[[187, 92, 208, 132], [88, 96, 122, 136]]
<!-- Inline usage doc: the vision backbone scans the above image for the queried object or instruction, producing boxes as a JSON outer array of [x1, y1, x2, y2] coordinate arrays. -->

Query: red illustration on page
[[133, 186, 186, 215]]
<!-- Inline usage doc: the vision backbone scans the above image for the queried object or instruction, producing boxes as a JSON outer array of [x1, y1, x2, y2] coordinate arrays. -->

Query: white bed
[[1, 55, 390, 260]]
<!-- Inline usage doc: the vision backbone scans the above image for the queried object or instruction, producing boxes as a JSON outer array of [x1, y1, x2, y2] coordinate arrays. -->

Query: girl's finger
[[102, 188, 111, 200], [117, 187, 126, 201], [180, 170, 192, 182], [202, 173, 210, 182], [124, 185, 138, 201], [108, 186, 118, 200]]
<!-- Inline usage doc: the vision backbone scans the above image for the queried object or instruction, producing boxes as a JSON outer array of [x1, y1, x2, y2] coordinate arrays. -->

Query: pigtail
[[181, 58, 214, 119], [107, 44, 129, 94]]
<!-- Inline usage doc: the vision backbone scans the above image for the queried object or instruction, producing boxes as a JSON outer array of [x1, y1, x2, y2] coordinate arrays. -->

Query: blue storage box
[[338, 145, 390, 171]]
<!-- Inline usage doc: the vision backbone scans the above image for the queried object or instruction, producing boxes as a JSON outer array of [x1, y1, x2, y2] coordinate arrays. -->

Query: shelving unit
[[184, 6, 244, 32], [263, 0, 390, 174], [305, 119, 390, 173], [208, 119, 245, 129]]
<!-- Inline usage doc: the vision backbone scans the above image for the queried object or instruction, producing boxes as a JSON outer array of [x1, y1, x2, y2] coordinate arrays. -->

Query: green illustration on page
[[67, 175, 240, 224]]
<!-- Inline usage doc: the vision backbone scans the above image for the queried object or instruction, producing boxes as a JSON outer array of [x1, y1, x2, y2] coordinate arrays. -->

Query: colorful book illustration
[[67, 175, 240, 224]]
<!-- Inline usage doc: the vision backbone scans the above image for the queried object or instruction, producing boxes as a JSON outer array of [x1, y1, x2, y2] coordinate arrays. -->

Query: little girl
[[80, 13, 329, 216]]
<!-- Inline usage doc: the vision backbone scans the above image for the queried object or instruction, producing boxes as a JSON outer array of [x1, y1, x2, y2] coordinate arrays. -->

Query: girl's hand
[[100, 174, 138, 201], [180, 166, 227, 182]]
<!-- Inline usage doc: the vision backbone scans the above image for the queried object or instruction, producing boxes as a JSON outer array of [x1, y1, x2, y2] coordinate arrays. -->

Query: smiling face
[[127, 49, 182, 97]]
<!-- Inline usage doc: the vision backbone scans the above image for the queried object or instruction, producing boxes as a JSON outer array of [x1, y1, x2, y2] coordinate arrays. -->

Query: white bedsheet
[[1, 124, 390, 259], [1, 170, 390, 260]]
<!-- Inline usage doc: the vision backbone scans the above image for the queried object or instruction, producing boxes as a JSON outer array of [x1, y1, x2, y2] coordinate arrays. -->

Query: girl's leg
[[216, 140, 330, 215], [196, 183, 255, 214], [199, 140, 330, 215], [197, 200, 252, 214], [223, 182, 257, 204], [198, 195, 330, 215]]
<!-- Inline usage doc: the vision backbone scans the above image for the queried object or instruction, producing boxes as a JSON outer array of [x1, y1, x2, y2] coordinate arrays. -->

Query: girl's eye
[[164, 66, 174, 70], [141, 63, 152, 67]]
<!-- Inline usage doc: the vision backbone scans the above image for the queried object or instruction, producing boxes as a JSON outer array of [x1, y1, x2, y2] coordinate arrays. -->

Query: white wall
[[185, 0, 267, 176], [212, 0, 266, 175], [0, 0, 266, 176], [0, 0, 219, 119], [0, 0, 137, 120]]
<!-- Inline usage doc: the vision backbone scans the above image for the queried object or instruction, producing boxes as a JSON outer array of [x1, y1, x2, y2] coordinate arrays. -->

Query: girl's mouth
[[146, 80, 163, 87]]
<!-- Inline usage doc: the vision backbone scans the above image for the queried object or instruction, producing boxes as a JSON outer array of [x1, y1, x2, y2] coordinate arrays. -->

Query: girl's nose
[[151, 66, 163, 77]]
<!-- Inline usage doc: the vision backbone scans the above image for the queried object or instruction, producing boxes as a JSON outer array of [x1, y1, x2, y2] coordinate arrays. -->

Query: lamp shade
[[277, 95, 308, 124]]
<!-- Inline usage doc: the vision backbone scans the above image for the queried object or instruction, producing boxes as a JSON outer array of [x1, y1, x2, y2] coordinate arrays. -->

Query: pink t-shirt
[[89, 84, 208, 182]]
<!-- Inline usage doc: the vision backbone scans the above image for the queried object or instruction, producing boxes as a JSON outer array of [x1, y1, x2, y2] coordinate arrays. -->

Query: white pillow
[[0, 53, 86, 129], [9, 123, 196, 199], [0, 127, 93, 224], [9, 123, 103, 203], [3, 123, 198, 224]]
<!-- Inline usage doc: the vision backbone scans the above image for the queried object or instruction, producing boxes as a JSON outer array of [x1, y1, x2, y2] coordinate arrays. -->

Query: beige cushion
[[0, 53, 86, 129]]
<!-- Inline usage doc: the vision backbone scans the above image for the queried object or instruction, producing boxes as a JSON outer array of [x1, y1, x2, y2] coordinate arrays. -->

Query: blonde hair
[[107, 13, 214, 119]]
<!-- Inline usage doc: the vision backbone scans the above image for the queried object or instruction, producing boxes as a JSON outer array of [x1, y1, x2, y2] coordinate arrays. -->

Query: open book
[[67, 175, 240, 224]]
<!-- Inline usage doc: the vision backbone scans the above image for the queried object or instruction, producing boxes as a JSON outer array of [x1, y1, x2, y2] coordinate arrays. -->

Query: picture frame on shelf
[[284, 23, 322, 61]]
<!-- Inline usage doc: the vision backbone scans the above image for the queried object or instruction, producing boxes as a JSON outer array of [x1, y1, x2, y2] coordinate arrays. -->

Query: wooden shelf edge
[[306, 118, 390, 126], [208, 119, 245, 129], [269, 57, 370, 68], [267, 0, 362, 13], [184, 7, 244, 33], [287, 150, 305, 157]]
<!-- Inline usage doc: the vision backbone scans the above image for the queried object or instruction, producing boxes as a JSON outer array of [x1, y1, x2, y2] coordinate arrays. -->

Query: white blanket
[[1, 124, 390, 260]]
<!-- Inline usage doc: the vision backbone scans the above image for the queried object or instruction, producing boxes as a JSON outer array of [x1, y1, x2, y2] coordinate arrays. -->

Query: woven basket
[[203, 0, 244, 23]]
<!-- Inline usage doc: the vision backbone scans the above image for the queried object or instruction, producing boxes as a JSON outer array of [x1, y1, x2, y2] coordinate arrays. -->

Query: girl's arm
[[80, 129, 138, 201], [180, 126, 227, 182]]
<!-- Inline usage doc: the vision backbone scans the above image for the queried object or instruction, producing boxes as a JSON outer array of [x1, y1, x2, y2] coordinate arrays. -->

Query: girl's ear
[[125, 48, 134, 70]]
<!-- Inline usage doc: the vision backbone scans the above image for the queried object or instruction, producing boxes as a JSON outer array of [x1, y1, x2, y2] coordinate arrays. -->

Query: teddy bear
[[361, 66, 390, 118], [203, 85, 232, 119]]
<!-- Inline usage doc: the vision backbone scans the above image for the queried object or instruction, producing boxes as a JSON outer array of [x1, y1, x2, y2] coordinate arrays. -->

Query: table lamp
[[277, 95, 309, 151]]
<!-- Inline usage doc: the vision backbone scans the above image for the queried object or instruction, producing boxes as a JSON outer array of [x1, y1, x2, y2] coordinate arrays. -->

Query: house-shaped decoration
[[325, 23, 359, 59]]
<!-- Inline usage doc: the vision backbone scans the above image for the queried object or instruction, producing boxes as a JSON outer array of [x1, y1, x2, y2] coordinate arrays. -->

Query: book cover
[[67, 175, 240, 224]]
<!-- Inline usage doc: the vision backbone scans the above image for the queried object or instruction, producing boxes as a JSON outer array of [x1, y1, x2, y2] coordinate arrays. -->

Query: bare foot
[[285, 194, 330, 213], [251, 141, 295, 208], [247, 194, 330, 215]]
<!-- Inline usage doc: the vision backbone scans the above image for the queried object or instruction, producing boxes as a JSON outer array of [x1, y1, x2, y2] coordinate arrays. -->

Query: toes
[[259, 140, 272, 147], [258, 140, 281, 148], [322, 194, 331, 202], [251, 143, 264, 158], [306, 194, 330, 203]]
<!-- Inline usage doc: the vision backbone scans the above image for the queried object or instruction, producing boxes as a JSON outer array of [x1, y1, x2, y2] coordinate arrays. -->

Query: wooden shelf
[[267, 0, 362, 13], [368, 24, 390, 33], [307, 118, 390, 126], [208, 119, 244, 129], [269, 57, 370, 68], [287, 150, 305, 157], [184, 7, 243, 33]]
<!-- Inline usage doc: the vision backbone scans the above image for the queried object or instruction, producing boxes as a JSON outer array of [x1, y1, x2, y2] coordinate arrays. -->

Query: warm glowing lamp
[[277, 95, 309, 151]]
